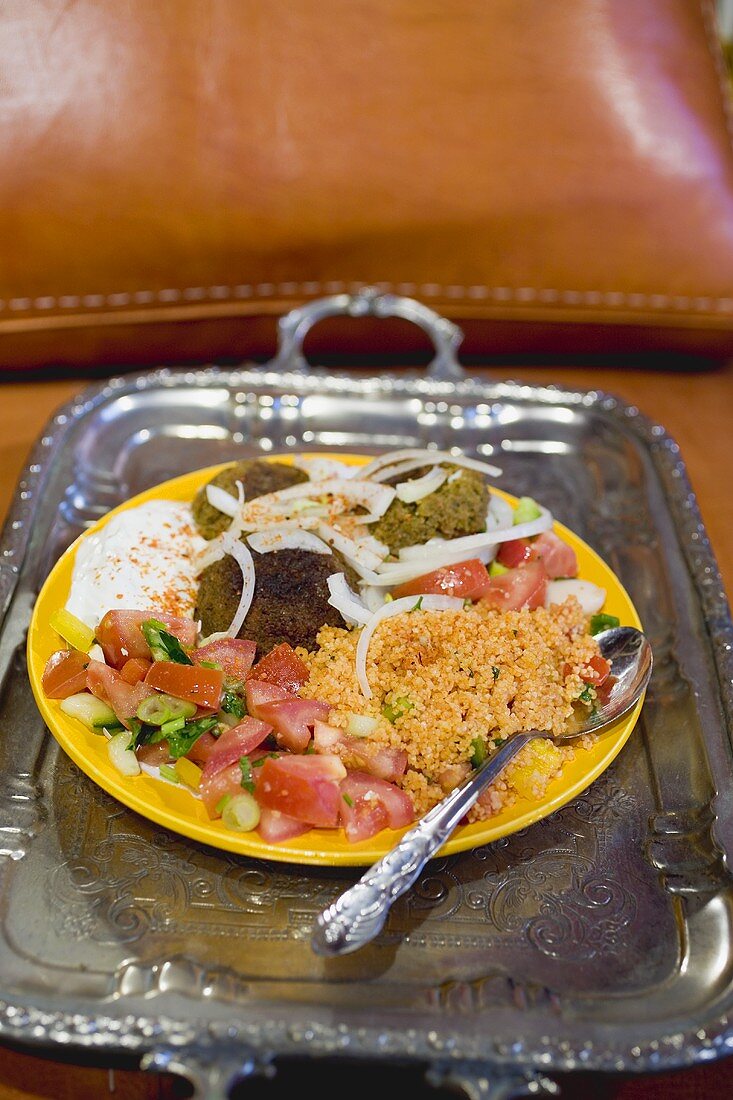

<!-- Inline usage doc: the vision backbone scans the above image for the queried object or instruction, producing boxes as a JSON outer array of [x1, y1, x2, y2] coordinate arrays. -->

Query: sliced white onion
[[355, 594, 465, 698], [546, 579, 607, 614], [87, 643, 106, 664], [393, 505, 554, 563], [395, 466, 448, 503], [359, 585, 389, 613], [239, 477, 395, 530], [364, 547, 496, 587], [205, 484, 239, 517], [326, 572, 373, 626], [291, 456, 357, 480], [360, 448, 502, 482], [223, 537, 256, 638], [318, 523, 388, 578], [247, 528, 332, 555], [486, 493, 515, 531]]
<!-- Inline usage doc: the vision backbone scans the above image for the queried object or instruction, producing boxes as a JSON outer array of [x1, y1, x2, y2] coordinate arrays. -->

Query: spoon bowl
[[311, 625, 652, 957]]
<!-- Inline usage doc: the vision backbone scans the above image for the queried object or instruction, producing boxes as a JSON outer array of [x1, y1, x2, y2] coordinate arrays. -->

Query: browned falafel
[[196, 545, 360, 656], [372, 465, 489, 553], [192, 459, 309, 540]]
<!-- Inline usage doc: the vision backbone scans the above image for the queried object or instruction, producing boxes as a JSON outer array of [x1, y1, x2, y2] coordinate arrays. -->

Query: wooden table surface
[[0, 362, 731, 1099]]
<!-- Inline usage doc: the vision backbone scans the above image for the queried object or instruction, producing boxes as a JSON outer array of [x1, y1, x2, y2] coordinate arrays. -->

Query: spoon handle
[[311, 731, 537, 956]]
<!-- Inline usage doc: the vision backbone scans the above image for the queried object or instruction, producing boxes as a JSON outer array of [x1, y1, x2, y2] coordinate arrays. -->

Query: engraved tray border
[[1, 362, 732, 1092]]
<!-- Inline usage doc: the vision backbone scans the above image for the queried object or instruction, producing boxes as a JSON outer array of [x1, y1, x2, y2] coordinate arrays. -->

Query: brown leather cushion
[[1, 0, 733, 370]]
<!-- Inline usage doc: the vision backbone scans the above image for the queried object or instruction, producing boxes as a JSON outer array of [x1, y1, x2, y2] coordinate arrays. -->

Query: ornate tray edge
[[0, 363, 732, 1080]]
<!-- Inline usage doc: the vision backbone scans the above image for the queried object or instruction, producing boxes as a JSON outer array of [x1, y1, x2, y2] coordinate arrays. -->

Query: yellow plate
[[27, 453, 645, 867]]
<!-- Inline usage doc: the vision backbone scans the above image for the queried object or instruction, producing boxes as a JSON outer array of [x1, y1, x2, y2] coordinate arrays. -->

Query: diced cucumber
[[59, 692, 118, 730], [107, 731, 140, 776], [513, 496, 541, 525]]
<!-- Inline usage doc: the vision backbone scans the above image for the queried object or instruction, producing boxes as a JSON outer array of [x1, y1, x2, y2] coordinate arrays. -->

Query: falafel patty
[[372, 465, 489, 553], [192, 459, 309, 540], [196, 545, 360, 656]]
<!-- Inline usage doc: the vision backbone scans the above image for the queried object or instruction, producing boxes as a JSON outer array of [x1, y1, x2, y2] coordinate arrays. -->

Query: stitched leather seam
[[1, 282, 732, 314]]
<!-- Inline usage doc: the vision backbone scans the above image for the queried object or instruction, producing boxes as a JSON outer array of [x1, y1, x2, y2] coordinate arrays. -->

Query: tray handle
[[426, 1060, 560, 1100], [268, 285, 465, 380], [140, 1042, 274, 1099]]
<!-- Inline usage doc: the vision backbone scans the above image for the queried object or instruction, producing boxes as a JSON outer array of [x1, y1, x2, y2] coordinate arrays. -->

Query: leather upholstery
[[1, 0, 732, 369]]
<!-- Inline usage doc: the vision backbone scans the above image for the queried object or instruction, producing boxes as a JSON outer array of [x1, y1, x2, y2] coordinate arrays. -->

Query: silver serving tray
[[1, 290, 732, 1099]]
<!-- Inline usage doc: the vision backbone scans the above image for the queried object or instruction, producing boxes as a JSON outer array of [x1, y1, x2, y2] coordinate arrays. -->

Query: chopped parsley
[[150, 714, 219, 758], [141, 619, 193, 665], [221, 690, 246, 720], [409, 596, 424, 612], [492, 666, 500, 680], [578, 685, 594, 704], [239, 757, 255, 793]]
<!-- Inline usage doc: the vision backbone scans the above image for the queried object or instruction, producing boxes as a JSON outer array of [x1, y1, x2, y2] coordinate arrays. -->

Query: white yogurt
[[65, 500, 207, 630]]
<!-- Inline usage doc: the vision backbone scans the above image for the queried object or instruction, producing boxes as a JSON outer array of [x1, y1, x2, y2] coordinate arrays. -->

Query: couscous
[[299, 595, 604, 823]]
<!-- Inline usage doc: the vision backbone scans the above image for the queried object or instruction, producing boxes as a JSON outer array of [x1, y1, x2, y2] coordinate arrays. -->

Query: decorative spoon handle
[[311, 732, 536, 956]]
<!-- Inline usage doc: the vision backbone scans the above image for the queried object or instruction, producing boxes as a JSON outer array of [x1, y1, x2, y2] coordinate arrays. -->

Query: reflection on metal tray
[[0, 288, 732, 1100]]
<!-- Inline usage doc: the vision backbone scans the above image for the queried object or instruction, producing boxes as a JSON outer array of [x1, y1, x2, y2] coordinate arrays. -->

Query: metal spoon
[[311, 625, 652, 957]]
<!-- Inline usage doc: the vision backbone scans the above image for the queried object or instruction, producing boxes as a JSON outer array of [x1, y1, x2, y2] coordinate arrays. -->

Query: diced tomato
[[42, 649, 90, 698], [339, 770, 415, 842], [193, 638, 257, 681], [583, 654, 611, 686], [391, 558, 492, 601], [200, 761, 248, 818], [86, 660, 121, 705], [136, 741, 172, 767], [87, 660, 156, 728], [479, 560, 548, 612], [144, 661, 224, 710], [255, 697, 331, 753], [96, 610, 197, 668], [245, 679, 291, 720], [247, 643, 310, 693], [312, 720, 407, 782], [496, 538, 534, 569], [199, 717, 273, 781], [563, 654, 612, 686], [257, 807, 312, 843], [184, 730, 219, 766], [120, 657, 152, 685], [532, 530, 578, 579], [255, 754, 346, 827]]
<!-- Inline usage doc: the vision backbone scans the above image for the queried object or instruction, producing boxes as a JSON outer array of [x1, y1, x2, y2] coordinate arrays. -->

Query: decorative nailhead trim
[[1, 281, 733, 317]]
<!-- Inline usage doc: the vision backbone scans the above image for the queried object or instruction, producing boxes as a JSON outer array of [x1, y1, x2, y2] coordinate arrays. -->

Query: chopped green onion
[[221, 792, 260, 832], [471, 737, 487, 767], [141, 619, 193, 664], [215, 794, 232, 814], [159, 764, 179, 783], [589, 613, 621, 635], [342, 793, 354, 808], [136, 693, 197, 726], [381, 696, 414, 724], [161, 716, 186, 736]]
